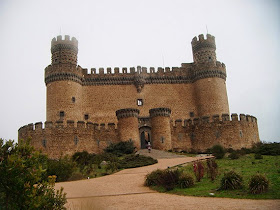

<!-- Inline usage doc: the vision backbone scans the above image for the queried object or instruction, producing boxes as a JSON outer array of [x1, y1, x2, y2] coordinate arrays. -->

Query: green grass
[[152, 154, 280, 199]]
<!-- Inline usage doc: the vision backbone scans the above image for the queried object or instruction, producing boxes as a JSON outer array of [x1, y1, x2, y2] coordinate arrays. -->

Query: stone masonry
[[18, 34, 260, 159]]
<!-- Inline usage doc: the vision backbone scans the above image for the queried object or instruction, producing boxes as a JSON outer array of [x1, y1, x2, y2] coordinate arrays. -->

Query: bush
[[252, 142, 280, 156], [118, 154, 157, 169], [104, 141, 135, 156], [68, 171, 85, 181], [240, 147, 252, 154], [72, 151, 95, 169], [211, 144, 225, 159], [228, 151, 239, 160], [220, 170, 243, 190], [157, 169, 180, 191], [145, 169, 164, 186], [193, 161, 204, 182], [0, 139, 66, 209], [249, 174, 269, 194], [178, 173, 194, 188], [145, 169, 194, 191], [47, 156, 75, 182], [206, 159, 218, 181], [227, 148, 234, 153], [254, 153, 263, 160]]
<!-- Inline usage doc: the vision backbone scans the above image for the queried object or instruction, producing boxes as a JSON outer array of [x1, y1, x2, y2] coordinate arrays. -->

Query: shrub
[[211, 144, 225, 159], [254, 153, 263, 160], [220, 170, 243, 190], [228, 151, 239, 160], [67, 171, 85, 181], [118, 154, 157, 169], [47, 156, 75, 182], [145, 169, 194, 191], [193, 161, 204, 182], [104, 141, 135, 156], [0, 139, 66, 209], [252, 142, 280, 156], [105, 161, 120, 173], [240, 147, 252, 154], [145, 169, 164, 186], [206, 159, 218, 181], [157, 169, 180, 191], [178, 173, 194, 188], [72, 151, 95, 169], [249, 174, 269, 194], [227, 148, 234, 153]]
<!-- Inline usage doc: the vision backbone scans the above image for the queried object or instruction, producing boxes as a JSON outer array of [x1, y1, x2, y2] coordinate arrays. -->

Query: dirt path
[[55, 156, 280, 210]]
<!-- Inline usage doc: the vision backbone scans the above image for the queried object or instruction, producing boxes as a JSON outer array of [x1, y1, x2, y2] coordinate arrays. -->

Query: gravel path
[[55, 152, 280, 210]]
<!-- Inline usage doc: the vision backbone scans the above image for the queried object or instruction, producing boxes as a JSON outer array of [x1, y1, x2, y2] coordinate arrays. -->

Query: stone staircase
[[136, 149, 186, 159]]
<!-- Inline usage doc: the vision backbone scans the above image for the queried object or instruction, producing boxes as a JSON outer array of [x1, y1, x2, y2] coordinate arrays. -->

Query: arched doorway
[[139, 126, 151, 149]]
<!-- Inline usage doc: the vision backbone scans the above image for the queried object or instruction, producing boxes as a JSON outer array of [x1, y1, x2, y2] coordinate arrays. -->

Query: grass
[[151, 154, 280, 199]]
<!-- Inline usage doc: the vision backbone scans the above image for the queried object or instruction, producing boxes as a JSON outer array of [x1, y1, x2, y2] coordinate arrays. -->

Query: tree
[[0, 139, 66, 209]]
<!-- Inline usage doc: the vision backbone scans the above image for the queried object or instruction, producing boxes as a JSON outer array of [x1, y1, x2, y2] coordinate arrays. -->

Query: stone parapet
[[116, 108, 140, 120], [149, 108, 171, 118]]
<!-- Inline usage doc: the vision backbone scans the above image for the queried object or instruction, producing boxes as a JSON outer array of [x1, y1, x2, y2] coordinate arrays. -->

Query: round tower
[[116, 108, 140, 149], [191, 34, 216, 63], [51, 35, 78, 65], [149, 108, 172, 150], [45, 35, 83, 122], [191, 34, 229, 117]]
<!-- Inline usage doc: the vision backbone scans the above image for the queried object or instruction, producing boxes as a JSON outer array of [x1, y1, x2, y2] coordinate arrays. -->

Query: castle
[[18, 34, 260, 159]]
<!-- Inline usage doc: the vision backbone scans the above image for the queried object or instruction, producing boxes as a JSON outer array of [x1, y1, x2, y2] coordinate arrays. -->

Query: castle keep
[[18, 34, 260, 158]]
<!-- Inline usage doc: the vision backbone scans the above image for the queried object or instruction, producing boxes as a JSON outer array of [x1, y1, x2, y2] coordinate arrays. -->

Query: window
[[59, 111, 65, 118], [137, 99, 143, 106], [42, 139, 47, 148], [190, 112, 194, 118], [72, 97, 76, 103], [239, 130, 243, 138], [74, 136, 78, 145], [84, 114, 89, 120]]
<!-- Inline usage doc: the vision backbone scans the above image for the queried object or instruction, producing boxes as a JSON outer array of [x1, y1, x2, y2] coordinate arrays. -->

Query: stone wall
[[171, 113, 259, 152], [18, 121, 118, 159], [19, 112, 259, 159]]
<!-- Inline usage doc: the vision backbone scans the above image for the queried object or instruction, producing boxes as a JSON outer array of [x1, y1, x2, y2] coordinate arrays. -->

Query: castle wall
[[18, 121, 118, 159], [171, 114, 259, 152], [82, 83, 197, 124]]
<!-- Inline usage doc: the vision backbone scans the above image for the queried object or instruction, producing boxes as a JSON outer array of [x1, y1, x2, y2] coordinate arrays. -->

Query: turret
[[45, 35, 82, 122], [116, 108, 140, 149], [51, 35, 78, 65], [192, 34, 229, 117], [191, 34, 216, 63], [149, 108, 172, 150]]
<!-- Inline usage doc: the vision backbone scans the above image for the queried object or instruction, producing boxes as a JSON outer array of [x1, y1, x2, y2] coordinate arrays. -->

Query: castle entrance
[[139, 126, 151, 149]]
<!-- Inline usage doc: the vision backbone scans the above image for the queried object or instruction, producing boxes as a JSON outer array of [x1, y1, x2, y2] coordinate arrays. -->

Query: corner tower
[[45, 35, 83, 122], [191, 34, 216, 63], [192, 34, 229, 117], [51, 35, 78, 65]]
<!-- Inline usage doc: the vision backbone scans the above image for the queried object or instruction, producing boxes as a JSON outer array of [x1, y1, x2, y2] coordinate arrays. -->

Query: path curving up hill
[[55, 151, 280, 210]]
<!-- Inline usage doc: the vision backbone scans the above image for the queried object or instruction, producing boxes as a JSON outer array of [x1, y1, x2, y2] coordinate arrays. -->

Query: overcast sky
[[0, 0, 279, 143]]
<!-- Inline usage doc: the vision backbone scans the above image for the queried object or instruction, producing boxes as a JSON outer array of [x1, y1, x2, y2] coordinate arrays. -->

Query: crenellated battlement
[[18, 120, 117, 133], [44, 61, 227, 86], [191, 34, 216, 52], [51, 35, 78, 48], [172, 113, 257, 128]]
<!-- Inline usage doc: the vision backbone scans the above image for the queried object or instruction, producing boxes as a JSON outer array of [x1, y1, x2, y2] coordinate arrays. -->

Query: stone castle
[[18, 34, 260, 158]]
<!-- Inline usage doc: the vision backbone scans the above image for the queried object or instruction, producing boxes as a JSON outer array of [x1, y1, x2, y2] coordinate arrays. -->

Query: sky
[[0, 0, 279, 142]]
